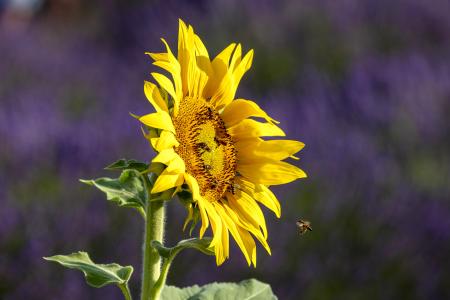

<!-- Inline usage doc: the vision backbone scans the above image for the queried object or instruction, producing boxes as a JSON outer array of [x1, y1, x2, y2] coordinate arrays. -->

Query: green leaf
[[160, 279, 277, 300], [105, 158, 149, 172], [80, 169, 146, 218], [148, 238, 215, 299], [151, 238, 214, 259], [44, 252, 133, 289]]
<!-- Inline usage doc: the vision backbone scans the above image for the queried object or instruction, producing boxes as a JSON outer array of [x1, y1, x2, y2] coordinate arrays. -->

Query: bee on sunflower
[[139, 19, 306, 267]]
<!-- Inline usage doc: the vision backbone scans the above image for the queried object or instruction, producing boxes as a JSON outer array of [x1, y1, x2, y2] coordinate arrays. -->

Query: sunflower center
[[173, 97, 237, 202]]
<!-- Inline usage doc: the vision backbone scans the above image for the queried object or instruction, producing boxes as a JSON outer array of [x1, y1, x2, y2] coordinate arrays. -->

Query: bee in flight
[[296, 219, 312, 235]]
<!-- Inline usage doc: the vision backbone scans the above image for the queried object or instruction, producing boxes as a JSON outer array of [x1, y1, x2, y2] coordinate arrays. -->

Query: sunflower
[[139, 19, 306, 266]]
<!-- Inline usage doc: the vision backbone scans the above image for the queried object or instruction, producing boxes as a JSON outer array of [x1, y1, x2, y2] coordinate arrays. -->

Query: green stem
[[140, 179, 165, 300], [119, 284, 133, 300], [149, 253, 176, 300]]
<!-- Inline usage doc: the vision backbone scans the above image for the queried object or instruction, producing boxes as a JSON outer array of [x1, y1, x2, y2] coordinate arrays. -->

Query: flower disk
[[139, 19, 306, 266], [174, 96, 237, 202]]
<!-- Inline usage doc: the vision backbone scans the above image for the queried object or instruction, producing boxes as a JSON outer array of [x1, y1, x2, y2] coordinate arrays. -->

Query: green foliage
[[44, 252, 133, 291], [105, 159, 149, 172], [160, 279, 277, 300], [80, 169, 147, 218], [152, 238, 214, 259], [48, 158, 278, 300], [148, 238, 215, 300]]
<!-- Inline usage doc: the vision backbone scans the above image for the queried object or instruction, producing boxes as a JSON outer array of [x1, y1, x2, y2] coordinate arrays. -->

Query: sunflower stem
[[141, 176, 165, 300], [149, 257, 172, 300], [119, 284, 133, 300]]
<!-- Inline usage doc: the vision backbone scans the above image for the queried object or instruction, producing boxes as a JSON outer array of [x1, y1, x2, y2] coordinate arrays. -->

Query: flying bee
[[296, 219, 312, 235]]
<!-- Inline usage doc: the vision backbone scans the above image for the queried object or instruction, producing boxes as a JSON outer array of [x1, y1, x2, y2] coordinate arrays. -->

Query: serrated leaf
[[160, 279, 277, 300], [81, 169, 146, 217], [105, 158, 149, 172], [44, 252, 133, 288], [151, 238, 214, 259]]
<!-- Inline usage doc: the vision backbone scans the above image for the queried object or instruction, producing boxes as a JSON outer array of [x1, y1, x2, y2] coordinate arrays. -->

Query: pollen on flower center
[[173, 97, 237, 202]]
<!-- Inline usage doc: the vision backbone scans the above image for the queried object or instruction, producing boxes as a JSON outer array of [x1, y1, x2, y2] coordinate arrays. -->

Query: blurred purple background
[[1, 0, 450, 299]]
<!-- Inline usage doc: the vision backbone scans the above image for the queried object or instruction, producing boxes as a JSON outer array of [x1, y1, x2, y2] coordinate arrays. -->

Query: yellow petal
[[183, 173, 199, 198], [161, 38, 182, 98], [221, 99, 278, 127], [238, 159, 307, 185], [236, 177, 281, 218], [150, 130, 179, 152], [144, 81, 168, 113], [151, 171, 184, 193], [139, 111, 176, 133], [184, 173, 209, 237], [209, 70, 234, 110], [228, 119, 285, 141], [152, 148, 177, 165], [204, 43, 236, 99], [189, 65, 208, 99], [213, 49, 254, 109], [147, 52, 168, 62], [152, 149, 185, 174], [229, 43, 242, 71], [194, 34, 213, 95], [213, 43, 236, 69], [227, 191, 268, 241], [215, 203, 252, 265], [222, 201, 261, 266], [148, 38, 182, 114], [178, 23, 197, 98], [212, 203, 230, 262], [203, 201, 224, 263], [221, 213, 230, 260], [178, 19, 190, 94], [196, 199, 210, 239], [194, 34, 210, 58], [151, 72, 178, 104], [237, 226, 257, 267], [176, 21, 209, 98], [165, 154, 186, 174], [236, 139, 305, 163], [232, 49, 253, 82], [180, 22, 195, 95]]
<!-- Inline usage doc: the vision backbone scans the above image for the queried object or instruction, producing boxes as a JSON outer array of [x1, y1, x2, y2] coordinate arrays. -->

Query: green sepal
[[177, 190, 200, 235], [129, 112, 141, 120], [151, 237, 214, 259], [44, 252, 133, 299], [80, 169, 146, 218], [177, 184, 193, 204], [160, 279, 277, 300], [148, 162, 165, 177], [105, 158, 149, 172], [149, 187, 176, 202], [188, 209, 200, 236]]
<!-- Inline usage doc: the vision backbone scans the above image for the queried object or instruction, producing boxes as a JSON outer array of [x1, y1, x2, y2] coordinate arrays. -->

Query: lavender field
[[1, 0, 449, 299]]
